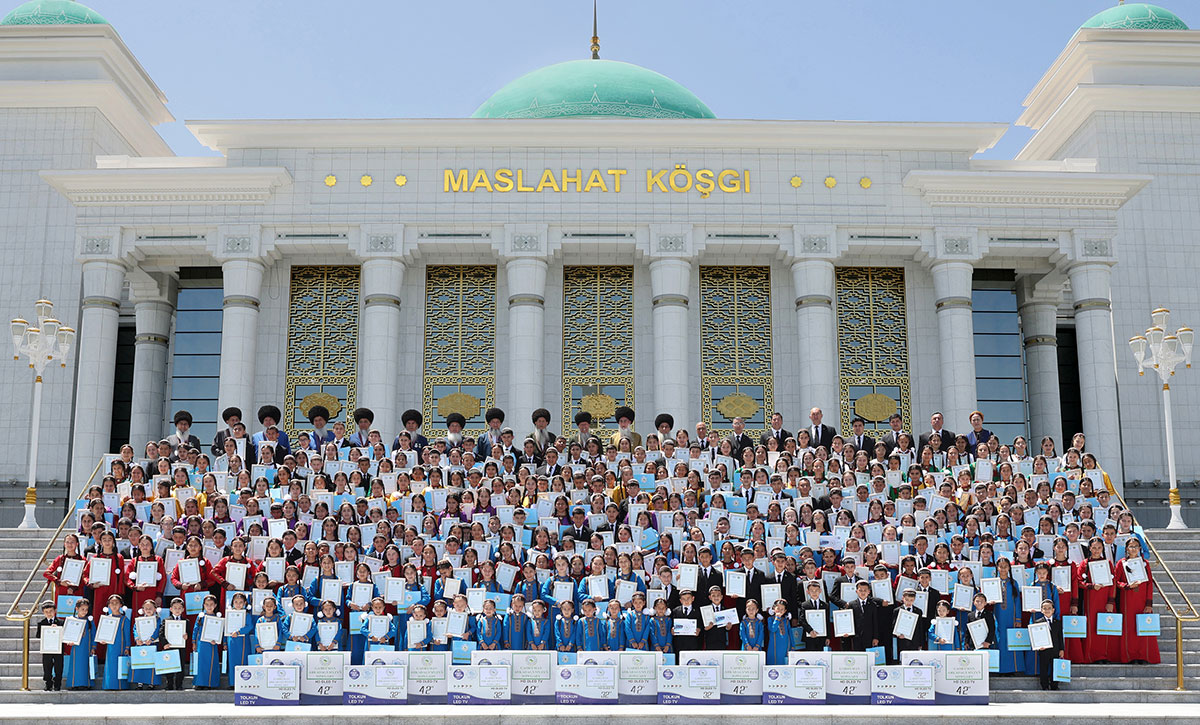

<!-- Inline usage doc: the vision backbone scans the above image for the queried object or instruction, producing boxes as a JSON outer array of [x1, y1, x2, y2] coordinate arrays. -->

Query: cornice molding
[[39, 167, 293, 206], [903, 169, 1151, 210]]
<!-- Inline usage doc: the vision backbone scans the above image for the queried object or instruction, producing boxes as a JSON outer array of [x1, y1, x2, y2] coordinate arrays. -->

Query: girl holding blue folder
[[191, 595, 222, 689], [99, 595, 131, 690], [63, 598, 94, 690], [131, 599, 162, 690]]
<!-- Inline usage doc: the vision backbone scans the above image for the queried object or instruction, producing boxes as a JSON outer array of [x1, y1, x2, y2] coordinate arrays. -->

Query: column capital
[[1067, 260, 1114, 306], [640, 223, 700, 261], [1016, 271, 1066, 310], [75, 225, 124, 263], [212, 224, 266, 261], [504, 256, 549, 306], [496, 223, 552, 259], [356, 223, 411, 261], [789, 224, 839, 261], [648, 255, 693, 302], [126, 267, 178, 306], [926, 227, 983, 265]]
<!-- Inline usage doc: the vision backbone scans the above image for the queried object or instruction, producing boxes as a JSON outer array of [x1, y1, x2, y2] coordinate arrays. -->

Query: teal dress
[[131, 617, 162, 687], [740, 616, 766, 651], [100, 613, 131, 690], [504, 611, 529, 650], [766, 614, 791, 666], [927, 621, 961, 651], [250, 612, 284, 654], [225, 609, 254, 674], [623, 611, 650, 650], [64, 618, 94, 689], [191, 613, 222, 687], [993, 577, 1026, 674]]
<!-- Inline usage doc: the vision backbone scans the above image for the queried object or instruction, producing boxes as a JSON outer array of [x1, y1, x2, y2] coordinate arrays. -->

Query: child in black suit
[[35, 600, 63, 691], [1031, 599, 1065, 691]]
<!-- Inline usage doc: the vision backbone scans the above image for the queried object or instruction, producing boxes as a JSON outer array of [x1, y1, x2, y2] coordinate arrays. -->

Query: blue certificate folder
[[56, 595, 82, 618], [1096, 613, 1123, 636], [1006, 628, 1030, 651], [153, 649, 181, 674], [451, 640, 477, 665], [1136, 613, 1161, 637], [131, 645, 157, 669], [1053, 658, 1071, 683], [1063, 615, 1087, 638]]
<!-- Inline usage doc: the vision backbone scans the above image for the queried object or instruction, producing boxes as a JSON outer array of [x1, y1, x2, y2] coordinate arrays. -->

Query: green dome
[[1082, 3, 1188, 29], [472, 59, 715, 120], [1, 0, 106, 25]]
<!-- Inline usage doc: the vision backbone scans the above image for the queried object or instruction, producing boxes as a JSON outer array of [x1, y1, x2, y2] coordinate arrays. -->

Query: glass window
[[973, 275, 1027, 439], [170, 281, 223, 441]]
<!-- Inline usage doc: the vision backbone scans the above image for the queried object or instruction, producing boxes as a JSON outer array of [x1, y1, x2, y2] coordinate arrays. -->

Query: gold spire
[[590, 0, 600, 59]]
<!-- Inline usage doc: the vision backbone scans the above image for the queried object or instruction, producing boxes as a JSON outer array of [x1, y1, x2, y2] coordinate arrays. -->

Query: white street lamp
[[10, 299, 74, 529], [1130, 307, 1191, 529]]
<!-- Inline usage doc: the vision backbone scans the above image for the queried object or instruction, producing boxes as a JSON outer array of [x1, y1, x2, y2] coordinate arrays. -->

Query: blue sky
[[81, 0, 1200, 158]]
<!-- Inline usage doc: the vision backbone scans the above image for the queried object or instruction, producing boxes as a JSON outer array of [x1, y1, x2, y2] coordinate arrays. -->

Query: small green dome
[[1, 0, 106, 25], [472, 59, 715, 120], [1082, 3, 1188, 30]]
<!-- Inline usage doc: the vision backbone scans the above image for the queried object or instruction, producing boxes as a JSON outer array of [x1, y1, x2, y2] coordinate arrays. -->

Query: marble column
[[69, 259, 126, 484], [1018, 286, 1063, 448], [792, 259, 837, 415], [360, 258, 406, 442], [931, 260, 978, 430], [649, 257, 692, 429], [128, 276, 176, 448], [1069, 261, 1122, 489], [506, 257, 548, 431], [217, 259, 266, 418]]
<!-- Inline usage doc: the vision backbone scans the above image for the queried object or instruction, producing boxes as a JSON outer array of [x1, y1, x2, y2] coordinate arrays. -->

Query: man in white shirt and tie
[[759, 411, 792, 447], [848, 416, 875, 457], [808, 407, 833, 451]]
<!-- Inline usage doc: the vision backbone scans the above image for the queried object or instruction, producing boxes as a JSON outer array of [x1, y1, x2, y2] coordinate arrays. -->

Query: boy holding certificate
[[1029, 599, 1064, 690], [799, 580, 831, 651], [891, 588, 926, 662], [35, 601, 63, 691]]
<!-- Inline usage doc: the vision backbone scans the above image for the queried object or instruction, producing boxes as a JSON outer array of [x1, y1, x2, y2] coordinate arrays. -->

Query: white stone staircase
[[0, 527, 1194, 703]]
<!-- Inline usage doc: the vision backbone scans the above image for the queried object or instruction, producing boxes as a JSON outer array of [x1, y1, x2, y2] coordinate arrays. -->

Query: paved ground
[[3, 702, 1198, 723]]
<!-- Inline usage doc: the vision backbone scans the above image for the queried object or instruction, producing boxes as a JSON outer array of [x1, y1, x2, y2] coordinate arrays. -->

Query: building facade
[[1, 1, 1198, 521]]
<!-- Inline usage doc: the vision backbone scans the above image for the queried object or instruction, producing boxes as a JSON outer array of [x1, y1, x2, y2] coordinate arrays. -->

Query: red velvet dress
[[85, 552, 126, 616], [1053, 560, 1084, 662], [123, 555, 166, 612], [1115, 557, 1160, 664], [43, 554, 87, 602], [1075, 558, 1117, 664]]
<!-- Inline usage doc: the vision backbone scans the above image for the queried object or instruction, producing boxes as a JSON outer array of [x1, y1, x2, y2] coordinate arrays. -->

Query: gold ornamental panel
[[699, 266, 773, 435], [284, 266, 360, 438], [422, 266, 497, 436], [562, 266, 634, 437], [835, 266, 912, 438]]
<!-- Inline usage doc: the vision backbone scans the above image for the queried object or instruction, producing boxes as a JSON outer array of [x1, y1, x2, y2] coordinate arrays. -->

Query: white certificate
[[368, 614, 390, 639], [407, 618, 427, 645], [760, 583, 782, 610], [264, 557, 286, 582], [442, 577, 462, 599], [967, 618, 990, 649], [135, 615, 157, 642], [981, 577, 1002, 604], [672, 618, 698, 636], [893, 608, 918, 639], [318, 621, 339, 646], [553, 581, 574, 604], [61, 558, 84, 587], [447, 611, 468, 637], [952, 584, 973, 611], [1029, 621, 1053, 651], [321, 579, 342, 604], [136, 560, 158, 588], [872, 578, 894, 605], [164, 619, 187, 648], [225, 561, 248, 591], [40, 625, 62, 654], [267, 517, 288, 539], [1088, 559, 1114, 587], [201, 615, 224, 644], [1021, 585, 1042, 612], [1052, 566, 1072, 592], [832, 609, 855, 638], [350, 582, 373, 608], [725, 570, 747, 598], [1124, 557, 1148, 585], [384, 577, 406, 604], [614, 579, 638, 606], [805, 609, 827, 637], [467, 588, 486, 613], [430, 618, 448, 644], [934, 617, 956, 644], [178, 558, 201, 586], [676, 564, 699, 592], [289, 611, 313, 638], [89, 557, 112, 588], [94, 614, 120, 645], [226, 608, 247, 637], [587, 575, 608, 600], [62, 616, 85, 646], [256, 620, 278, 650]]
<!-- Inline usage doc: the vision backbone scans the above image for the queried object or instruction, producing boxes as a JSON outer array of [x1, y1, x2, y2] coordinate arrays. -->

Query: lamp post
[[10, 300, 75, 529], [1129, 307, 1193, 530]]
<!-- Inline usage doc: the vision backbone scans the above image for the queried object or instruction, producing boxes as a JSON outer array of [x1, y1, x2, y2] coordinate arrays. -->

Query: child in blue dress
[[504, 594, 529, 650], [99, 594, 131, 690], [427, 600, 451, 652], [315, 599, 343, 652], [525, 600, 552, 651], [554, 600, 578, 653], [192, 595, 222, 689], [251, 596, 284, 655], [476, 599, 505, 650], [404, 603, 430, 651], [284, 594, 316, 649], [225, 592, 253, 682], [765, 599, 792, 666], [648, 598, 673, 655], [63, 598, 94, 690], [360, 597, 397, 650], [574, 599, 602, 651], [928, 600, 961, 651], [131, 599, 161, 690], [601, 599, 625, 651], [623, 592, 650, 650], [740, 599, 766, 652]]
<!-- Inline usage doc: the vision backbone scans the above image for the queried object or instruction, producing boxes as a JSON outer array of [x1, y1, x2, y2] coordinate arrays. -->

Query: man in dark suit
[[917, 411, 955, 455], [914, 568, 942, 616], [696, 547, 724, 595], [535, 447, 564, 478], [759, 411, 792, 448], [880, 413, 906, 456], [393, 409, 429, 456], [166, 410, 201, 452], [739, 548, 769, 617], [845, 580, 882, 652], [767, 552, 800, 618], [846, 416, 875, 457], [474, 407, 506, 460], [671, 590, 704, 657], [727, 417, 754, 461], [891, 588, 927, 663], [211, 406, 242, 456], [652, 566, 682, 611], [805, 407, 836, 451], [565, 507, 592, 542]]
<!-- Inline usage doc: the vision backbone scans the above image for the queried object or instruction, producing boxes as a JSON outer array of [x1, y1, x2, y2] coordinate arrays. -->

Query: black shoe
[[1051, 683, 1060, 690], [43, 683, 51, 691]]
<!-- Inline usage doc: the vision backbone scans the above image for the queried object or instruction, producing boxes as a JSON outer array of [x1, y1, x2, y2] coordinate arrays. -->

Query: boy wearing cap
[[36, 600, 63, 691]]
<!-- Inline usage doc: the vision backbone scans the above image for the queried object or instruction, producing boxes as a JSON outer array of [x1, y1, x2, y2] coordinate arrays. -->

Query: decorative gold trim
[[507, 294, 545, 307], [580, 393, 617, 422], [423, 266, 497, 436], [1169, 488, 1182, 505], [795, 294, 833, 308], [854, 392, 898, 423], [298, 391, 342, 420], [1023, 335, 1057, 348], [651, 294, 689, 308], [699, 265, 773, 435], [24, 487, 36, 505], [134, 333, 169, 345], [562, 266, 635, 436], [836, 267, 913, 437], [1073, 298, 1113, 312], [363, 294, 401, 307], [222, 295, 260, 309], [716, 392, 760, 421], [935, 296, 972, 310], [437, 391, 482, 421], [81, 296, 120, 309]]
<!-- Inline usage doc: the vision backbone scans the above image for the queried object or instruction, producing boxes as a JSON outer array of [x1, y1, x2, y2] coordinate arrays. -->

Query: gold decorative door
[[835, 266, 912, 437], [561, 266, 634, 438], [699, 266, 774, 436], [422, 265, 497, 437], [284, 265, 360, 436]]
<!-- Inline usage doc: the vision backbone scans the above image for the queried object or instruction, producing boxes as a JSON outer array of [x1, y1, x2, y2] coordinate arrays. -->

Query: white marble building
[[1, 1, 1198, 517]]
